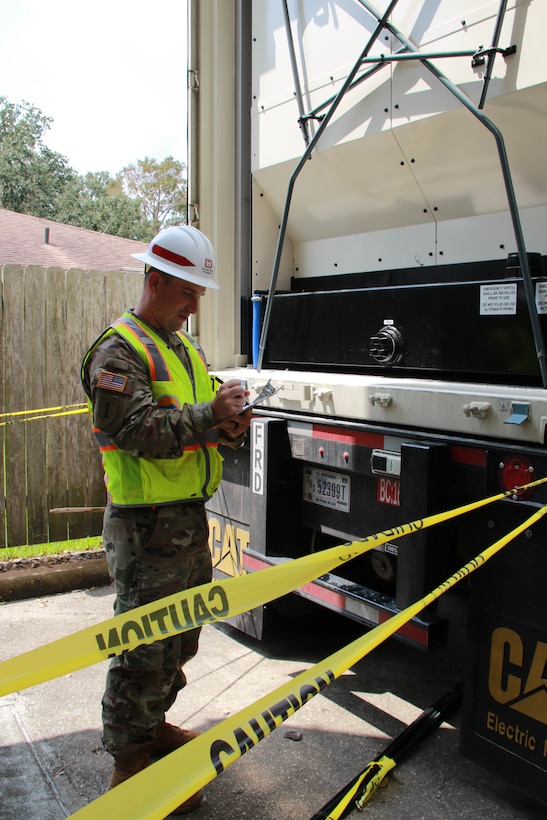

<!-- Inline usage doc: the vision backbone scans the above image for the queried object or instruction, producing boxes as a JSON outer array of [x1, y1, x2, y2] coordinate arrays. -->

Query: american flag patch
[[97, 370, 128, 392]]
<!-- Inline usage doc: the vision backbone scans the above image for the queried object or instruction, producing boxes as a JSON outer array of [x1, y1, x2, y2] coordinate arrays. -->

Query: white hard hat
[[132, 225, 219, 290]]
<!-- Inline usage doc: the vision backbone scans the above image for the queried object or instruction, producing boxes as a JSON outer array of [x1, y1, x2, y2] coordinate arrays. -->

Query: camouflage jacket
[[82, 315, 244, 460]]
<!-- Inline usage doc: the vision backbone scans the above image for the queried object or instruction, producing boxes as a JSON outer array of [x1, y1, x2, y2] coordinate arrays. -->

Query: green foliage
[[54, 171, 152, 241], [0, 96, 187, 241], [118, 156, 188, 234], [0, 96, 76, 217]]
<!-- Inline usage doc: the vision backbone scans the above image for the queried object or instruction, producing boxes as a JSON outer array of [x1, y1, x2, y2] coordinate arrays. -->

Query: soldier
[[81, 225, 252, 814]]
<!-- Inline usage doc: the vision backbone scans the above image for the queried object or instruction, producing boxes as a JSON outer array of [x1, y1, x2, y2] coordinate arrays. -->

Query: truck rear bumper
[[241, 550, 448, 650]]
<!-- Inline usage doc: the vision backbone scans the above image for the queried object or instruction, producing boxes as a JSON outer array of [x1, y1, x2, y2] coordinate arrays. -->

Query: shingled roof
[[0, 208, 147, 271]]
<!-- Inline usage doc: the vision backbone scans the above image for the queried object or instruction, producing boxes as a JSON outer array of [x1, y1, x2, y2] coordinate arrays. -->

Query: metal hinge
[[188, 203, 200, 224], [188, 69, 200, 91]]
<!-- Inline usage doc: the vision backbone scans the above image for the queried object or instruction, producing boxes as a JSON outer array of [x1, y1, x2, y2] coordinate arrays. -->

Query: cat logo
[[488, 626, 547, 726], [208, 517, 250, 579]]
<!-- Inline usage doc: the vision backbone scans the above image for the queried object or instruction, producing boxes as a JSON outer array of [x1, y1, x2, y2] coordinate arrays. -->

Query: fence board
[[107, 268, 129, 319], [3, 266, 28, 546], [25, 266, 49, 545], [45, 267, 69, 542], [125, 272, 142, 302], [65, 269, 95, 540]]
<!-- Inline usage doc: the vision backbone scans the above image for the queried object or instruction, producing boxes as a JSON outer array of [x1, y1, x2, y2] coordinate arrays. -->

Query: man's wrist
[[188, 401, 217, 432]]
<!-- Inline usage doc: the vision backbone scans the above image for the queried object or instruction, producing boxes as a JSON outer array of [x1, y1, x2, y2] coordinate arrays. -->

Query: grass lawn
[[0, 536, 103, 561]]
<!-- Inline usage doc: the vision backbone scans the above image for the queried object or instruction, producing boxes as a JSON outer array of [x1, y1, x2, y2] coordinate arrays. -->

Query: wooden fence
[[0, 264, 142, 548]]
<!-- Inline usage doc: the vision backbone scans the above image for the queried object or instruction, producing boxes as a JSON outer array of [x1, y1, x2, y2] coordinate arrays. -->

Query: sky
[[1, 0, 188, 176]]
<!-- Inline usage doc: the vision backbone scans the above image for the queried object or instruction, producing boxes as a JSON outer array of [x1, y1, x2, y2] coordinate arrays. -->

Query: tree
[[118, 156, 187, 234], [53, 171, 152, 241], [0, 96, 186, 241], [0, 96, 75, 216]]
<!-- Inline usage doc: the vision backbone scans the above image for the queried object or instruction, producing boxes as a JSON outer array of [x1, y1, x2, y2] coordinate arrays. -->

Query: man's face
[[151, 272, 206, 332]]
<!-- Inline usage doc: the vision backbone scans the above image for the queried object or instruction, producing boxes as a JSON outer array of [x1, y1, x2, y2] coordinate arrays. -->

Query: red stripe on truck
[[312, 425, 384, 449]]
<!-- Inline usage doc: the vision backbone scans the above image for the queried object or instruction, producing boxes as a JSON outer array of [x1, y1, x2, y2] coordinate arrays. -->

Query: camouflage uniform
[[82, 313, 241, 756]]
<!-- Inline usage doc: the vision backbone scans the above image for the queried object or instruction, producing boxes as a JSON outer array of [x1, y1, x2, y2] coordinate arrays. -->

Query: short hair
[[145, 265, 171, 281]]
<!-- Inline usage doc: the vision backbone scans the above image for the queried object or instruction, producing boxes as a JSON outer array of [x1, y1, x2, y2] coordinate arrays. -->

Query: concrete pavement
[[0, 583, 545, 819]]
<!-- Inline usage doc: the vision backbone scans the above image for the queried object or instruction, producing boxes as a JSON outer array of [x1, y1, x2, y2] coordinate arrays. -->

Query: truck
[[188, 1, 547, 800]]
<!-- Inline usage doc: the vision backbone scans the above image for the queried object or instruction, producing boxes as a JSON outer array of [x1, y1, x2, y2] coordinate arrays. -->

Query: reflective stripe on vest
[[112, 315, 172, 381]]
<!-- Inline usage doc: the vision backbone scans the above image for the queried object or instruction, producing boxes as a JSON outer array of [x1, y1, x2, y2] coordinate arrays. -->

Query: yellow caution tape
[[0, 477, 545, 699], [327, 755, 396, 820], [0, 403, 87, 418], [353, 755, 396, 812], [70, 503, 547, 819], [0, 403, 88, 426]]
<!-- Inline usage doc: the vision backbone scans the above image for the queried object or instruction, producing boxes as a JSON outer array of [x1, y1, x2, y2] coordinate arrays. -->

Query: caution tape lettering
[[369, 519, 425, 540], [211, 670, 335, 775], [94, 584, 230, 653]]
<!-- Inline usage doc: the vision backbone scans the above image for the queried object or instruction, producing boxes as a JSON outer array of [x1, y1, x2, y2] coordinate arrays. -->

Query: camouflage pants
[[101, 501, 212, 756]]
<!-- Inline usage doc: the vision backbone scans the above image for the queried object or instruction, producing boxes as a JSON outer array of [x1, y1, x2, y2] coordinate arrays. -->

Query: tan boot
[[148, 724, 203, 814], [108, 748, 151, 790], [108, 739, 203, 814], [147, 721, 200, 757]]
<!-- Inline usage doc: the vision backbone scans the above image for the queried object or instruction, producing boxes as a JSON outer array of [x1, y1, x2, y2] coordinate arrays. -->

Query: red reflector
[[312, 425, 384, 449], [498, 456, 535, 498]]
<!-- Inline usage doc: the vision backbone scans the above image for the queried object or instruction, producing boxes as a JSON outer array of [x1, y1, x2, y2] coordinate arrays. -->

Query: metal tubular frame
[[282, 0, 311, 146], [257, 0, 547, 387], [478, 0, 509, 110], [257, 0, 400, 370]]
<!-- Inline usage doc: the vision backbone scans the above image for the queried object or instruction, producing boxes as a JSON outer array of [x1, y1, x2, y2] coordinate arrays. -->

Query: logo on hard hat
[[205, 258, 213, 270]]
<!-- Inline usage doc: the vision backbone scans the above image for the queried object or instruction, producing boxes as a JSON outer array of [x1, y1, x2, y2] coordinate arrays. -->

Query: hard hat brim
[[132, 251, 221, 290]]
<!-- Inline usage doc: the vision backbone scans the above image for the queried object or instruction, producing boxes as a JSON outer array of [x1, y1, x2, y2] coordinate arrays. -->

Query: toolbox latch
[[504, 402, 530, 425]]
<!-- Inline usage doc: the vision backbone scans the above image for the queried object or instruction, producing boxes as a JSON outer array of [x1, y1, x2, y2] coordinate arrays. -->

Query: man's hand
[[211, 379, 250, 424], [216, 407, 253, 436]]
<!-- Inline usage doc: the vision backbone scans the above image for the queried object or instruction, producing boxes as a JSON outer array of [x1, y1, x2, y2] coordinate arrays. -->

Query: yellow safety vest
[[83, 311, 222, 506]]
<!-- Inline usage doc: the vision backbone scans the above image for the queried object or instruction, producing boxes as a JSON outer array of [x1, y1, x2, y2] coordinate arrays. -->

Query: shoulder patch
[[97, 370, 128, 392]]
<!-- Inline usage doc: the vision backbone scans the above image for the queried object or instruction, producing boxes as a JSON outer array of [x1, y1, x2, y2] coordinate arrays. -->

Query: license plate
[[303, 467, 350, 512]]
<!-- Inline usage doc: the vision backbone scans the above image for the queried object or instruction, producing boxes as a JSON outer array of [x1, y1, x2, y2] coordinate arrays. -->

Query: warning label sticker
[[536, 282, 547, 315], [480, 283, 517, 315]]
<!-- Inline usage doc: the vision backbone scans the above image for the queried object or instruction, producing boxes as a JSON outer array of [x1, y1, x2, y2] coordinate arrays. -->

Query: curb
[[0, 556, 111, 602]]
